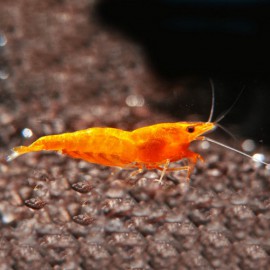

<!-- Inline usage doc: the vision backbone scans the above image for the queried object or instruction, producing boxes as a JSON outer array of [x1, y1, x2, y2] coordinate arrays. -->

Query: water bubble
[[252, 153, 265, 166], [200, 141, 210, 150], [1, 212, 15, 224], [242, 139, 256, 152], [252, 153, 265, 163], [0, 70, 9, 80], [21, 128, 33, 138], [125, 94, 145, 107], [0, 34, 7, 46], [207, 168, 221, 177]]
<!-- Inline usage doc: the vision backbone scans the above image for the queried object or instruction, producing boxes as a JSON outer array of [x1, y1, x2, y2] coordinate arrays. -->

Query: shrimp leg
[[128, 162, 145, 178], [155, 166, 190, 172], [129, 168, 144, 178], [155, 163, 191, 181], [155, 159, 170, 184]]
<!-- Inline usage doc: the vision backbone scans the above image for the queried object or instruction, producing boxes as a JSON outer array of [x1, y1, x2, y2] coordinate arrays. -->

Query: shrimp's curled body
[[8, 122, 215, 178]]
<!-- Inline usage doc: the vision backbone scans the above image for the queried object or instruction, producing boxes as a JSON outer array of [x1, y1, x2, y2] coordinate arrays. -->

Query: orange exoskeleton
[[7, 122, 215, 183]]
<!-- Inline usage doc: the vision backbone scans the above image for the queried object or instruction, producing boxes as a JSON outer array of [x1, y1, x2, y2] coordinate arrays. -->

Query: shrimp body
[[8, 122, 215, 180]]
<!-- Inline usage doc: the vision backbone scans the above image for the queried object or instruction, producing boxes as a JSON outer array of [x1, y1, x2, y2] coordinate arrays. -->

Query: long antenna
[[207, 78, 215, 123], [204, 137, 270, 167], [216, 123, 237, 141], [214, 86, 245, 124]]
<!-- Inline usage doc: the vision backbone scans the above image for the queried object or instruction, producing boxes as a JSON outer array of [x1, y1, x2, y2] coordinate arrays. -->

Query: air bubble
[[252, 153, 265, 166], [242, 139, 255, 152], [21, 128, 33, 138], [125, 94, 145, 107], [1, 212, 15, 224], [207, 168, 221, 177], [200, 141, 210, 150], [0, 70, 9, 80], [0, 34, 7, 46]]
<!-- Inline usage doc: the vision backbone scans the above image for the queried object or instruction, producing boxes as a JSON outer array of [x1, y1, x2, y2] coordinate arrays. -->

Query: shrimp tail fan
[[6, 146, 30, 162]]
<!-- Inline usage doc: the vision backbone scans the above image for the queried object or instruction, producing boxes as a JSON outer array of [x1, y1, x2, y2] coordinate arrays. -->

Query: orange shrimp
[[7, 122, 215, 183]]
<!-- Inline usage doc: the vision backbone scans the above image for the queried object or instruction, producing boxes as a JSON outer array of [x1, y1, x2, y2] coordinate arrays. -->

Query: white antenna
[[204, 137, 270, 167], [207, 78, 215, 123], [214, 86, 245, 124]]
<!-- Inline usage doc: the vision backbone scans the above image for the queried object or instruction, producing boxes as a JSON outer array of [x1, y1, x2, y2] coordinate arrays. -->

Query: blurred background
[[1, 0, 270, 269]]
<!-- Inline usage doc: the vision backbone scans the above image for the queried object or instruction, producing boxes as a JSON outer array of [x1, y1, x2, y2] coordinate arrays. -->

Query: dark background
[[97, 0, 270, 75], [96, 0, 270, 145]]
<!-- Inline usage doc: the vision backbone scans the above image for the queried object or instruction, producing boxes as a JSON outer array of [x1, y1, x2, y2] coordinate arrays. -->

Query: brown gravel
[[1, 1, 270, 269]]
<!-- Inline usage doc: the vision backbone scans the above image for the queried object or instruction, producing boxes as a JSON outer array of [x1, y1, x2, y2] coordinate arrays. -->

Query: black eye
[[186, 126, 195, 133]]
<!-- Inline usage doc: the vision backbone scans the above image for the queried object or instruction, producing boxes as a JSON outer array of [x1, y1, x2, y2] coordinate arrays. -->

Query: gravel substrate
[[1, 1, 270, 269]]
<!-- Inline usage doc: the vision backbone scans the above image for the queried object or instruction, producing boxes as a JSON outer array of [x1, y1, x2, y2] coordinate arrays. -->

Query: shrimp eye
[[186, 126, 195, 133]]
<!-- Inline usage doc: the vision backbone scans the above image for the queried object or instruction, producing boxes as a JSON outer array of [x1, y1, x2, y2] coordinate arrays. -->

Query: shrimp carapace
[[7, 122, 216, 182]]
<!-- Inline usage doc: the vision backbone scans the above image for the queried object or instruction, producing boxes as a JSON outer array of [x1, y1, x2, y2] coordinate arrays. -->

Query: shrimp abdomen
[[8, 128, 137, 167]]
